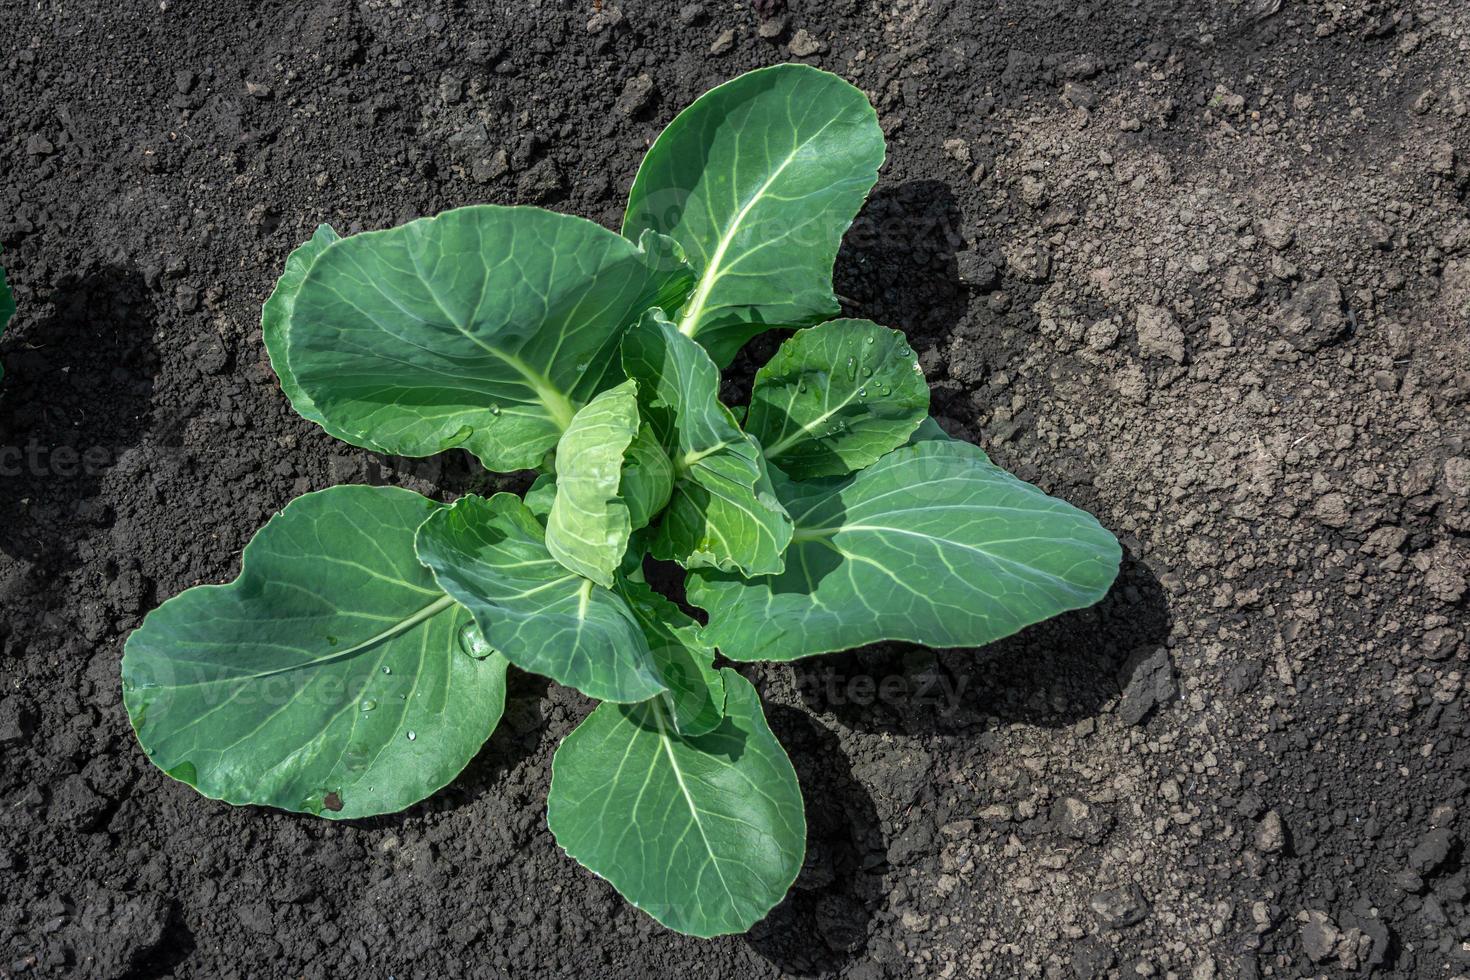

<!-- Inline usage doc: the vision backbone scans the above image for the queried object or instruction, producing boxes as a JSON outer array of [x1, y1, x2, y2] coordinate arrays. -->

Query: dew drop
[[858, 387, 867, 398], [326, 635, 339, 647], [457, 622, 495, 660], [865, 335, 876, 344], [845, 356, 857, 380], [360, 699, 378, 712], [381, 666, 392, 675], [406, 731, 417, 741], [863, 367, 873, 377], [489, 403, 501, 416]]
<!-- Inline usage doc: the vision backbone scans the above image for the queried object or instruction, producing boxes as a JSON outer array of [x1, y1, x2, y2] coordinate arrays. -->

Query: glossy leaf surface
[[614, 577, 725, 736], [689, 441, 1122, 661], [415, 493, 665, 703], [283, 206, 692, 472], [546, 381, 642, 588], [262, 224, 342, 434], [547, 670, 804, 937], [122, 486, 508, 820], [623, 312, 792, 575], [746, 318, 928, 479], [624, 64, 884, 366]]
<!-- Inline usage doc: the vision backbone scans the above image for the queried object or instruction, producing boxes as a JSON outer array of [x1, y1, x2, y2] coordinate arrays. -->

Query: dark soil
[[3, 0, 1469, 977]]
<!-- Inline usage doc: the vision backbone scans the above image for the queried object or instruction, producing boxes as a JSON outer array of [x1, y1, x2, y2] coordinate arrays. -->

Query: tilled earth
[[2, 0, 1469, 977]]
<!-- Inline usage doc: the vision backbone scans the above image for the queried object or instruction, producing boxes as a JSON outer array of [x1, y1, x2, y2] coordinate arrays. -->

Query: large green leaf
[[623, 311, 792, 576], [688, 440, 1122, 661], [262, 224, 341, 433], [546, 380, 642, 588], [746, 318, 928, 479], [547, 669, 804, 937], [414, 493, 666, 703], [121, 486, 509, 820], [613, 577, 725, 736], [623, 63, 885, 366], [283, 205, 693, 472]]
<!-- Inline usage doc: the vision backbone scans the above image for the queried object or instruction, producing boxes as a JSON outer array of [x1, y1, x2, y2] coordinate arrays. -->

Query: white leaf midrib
[[675, 116, 842, 339]]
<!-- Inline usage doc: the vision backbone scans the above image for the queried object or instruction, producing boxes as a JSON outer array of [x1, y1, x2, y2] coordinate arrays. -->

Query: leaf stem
[[535, 382, 578, 432]]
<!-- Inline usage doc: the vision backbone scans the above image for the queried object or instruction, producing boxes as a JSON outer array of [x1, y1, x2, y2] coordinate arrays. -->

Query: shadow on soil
[[791, 553, 1172, 735], [723, 178, 968, 404], [754, 552, 1170, 971], [746, 704, 884, 977], [0, 266, 157, 571], [837, 178, 968, 343]]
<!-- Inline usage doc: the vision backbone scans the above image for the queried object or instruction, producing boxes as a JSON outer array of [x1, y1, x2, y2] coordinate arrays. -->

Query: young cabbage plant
[[122, 64, 1122, 937]]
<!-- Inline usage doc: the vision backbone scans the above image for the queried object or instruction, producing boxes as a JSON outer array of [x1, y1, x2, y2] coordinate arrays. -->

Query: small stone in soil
[[616, 74, 655, 116], [1255, 810, 1287, 853], [1089, 884, 1150, 928], [1117, 647, 1176, 726], [1274, 277, 1348, 353], [1300, 910, 1339, 962]]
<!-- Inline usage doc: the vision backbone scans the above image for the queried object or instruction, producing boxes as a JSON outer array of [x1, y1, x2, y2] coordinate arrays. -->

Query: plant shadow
[[724, 178, 968, 403], [836, 179, 968, 343], [0, 267, 158, 572], [745, 703, 885, 977], [791, 552, 1172, 735]]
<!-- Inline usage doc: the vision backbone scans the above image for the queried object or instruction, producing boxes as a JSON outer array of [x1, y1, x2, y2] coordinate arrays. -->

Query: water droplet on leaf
[[406, 731, 417, 741], [381, 666, 391, 675], [457, 622, 495, 660], [360, 699, 377, 712]]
